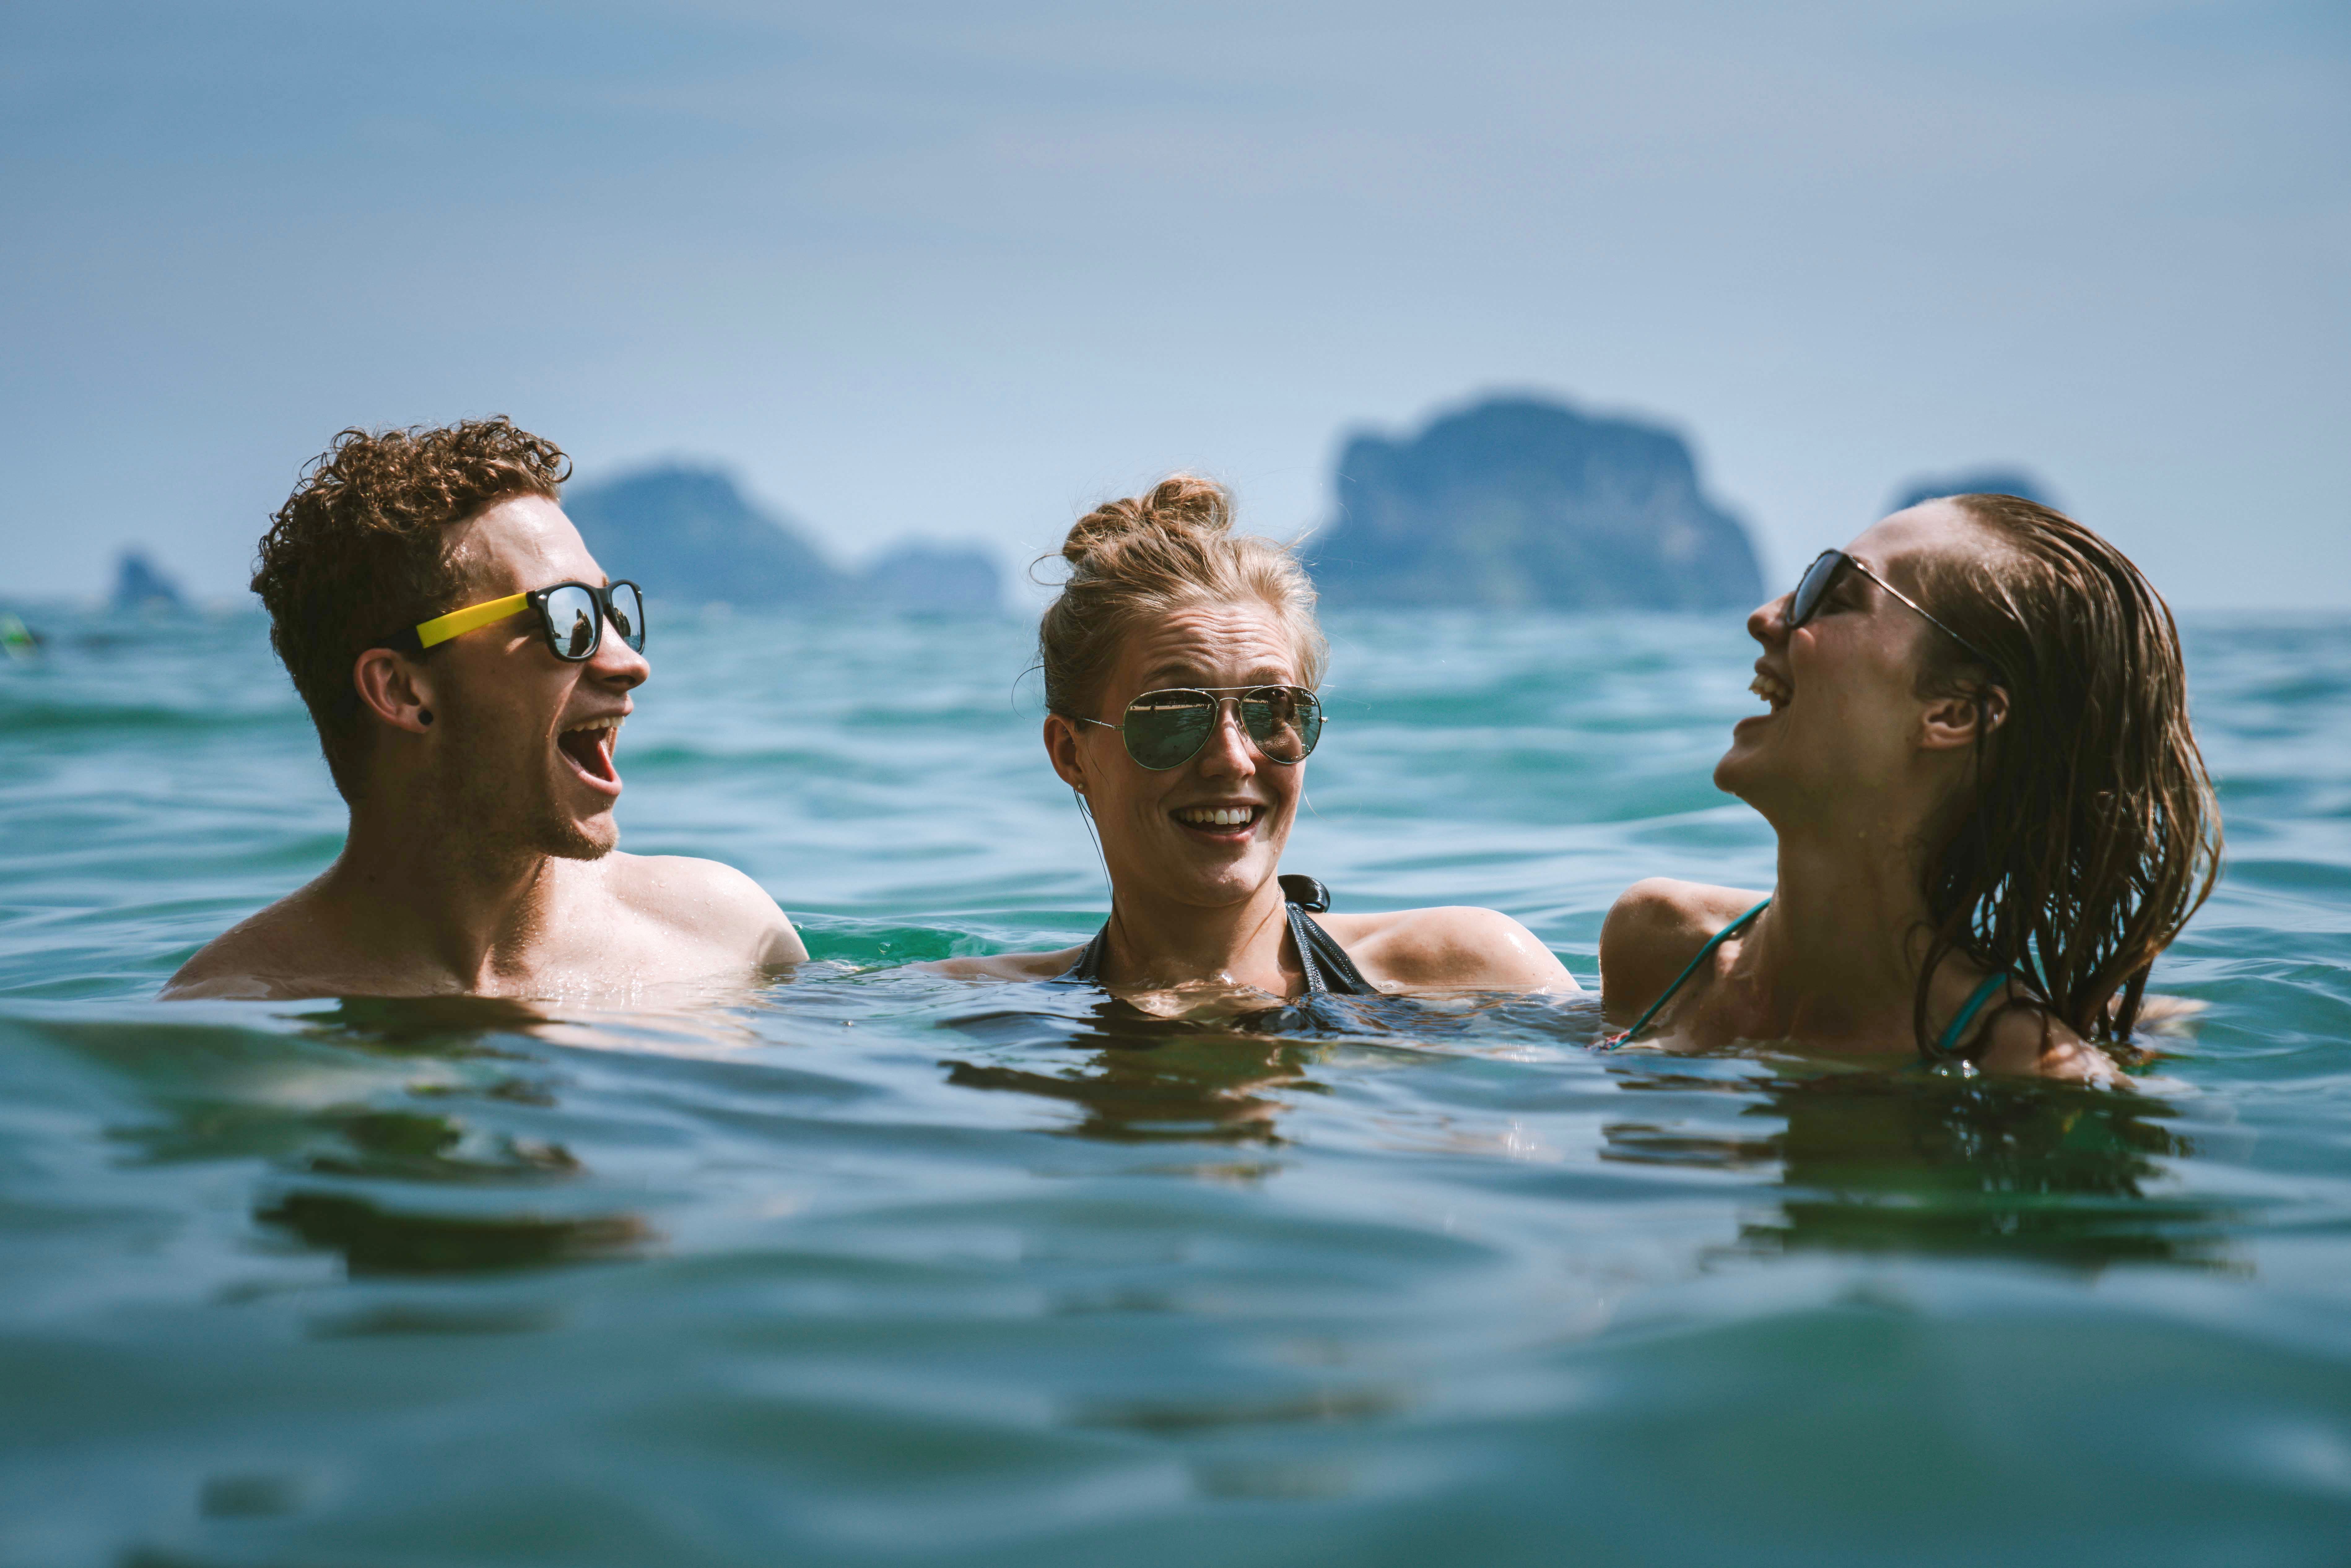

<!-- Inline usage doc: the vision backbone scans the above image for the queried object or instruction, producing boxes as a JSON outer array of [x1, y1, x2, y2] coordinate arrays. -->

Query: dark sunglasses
[[1789, 550, 2003, 678], [393, 580, 647, 663], [1066, 685, 1325, 770]]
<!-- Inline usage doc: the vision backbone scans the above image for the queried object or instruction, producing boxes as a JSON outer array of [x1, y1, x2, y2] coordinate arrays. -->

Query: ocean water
[[3, 603, 2349, 1567]]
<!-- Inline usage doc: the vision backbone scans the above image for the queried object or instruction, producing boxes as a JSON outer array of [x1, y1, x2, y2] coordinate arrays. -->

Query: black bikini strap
[[1285, 904, 1331, 996], [1055, 926, 1111, 985], [1287, 904, 1375, 997], [1278, 874, 1331, 912], [1058, 876, 1368, 996]]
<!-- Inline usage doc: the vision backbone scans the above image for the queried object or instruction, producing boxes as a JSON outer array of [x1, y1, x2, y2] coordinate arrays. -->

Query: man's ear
[[353, 648, 437, 735], [1918, 686, 2006, 752], [1043, 714, 1088, 791]]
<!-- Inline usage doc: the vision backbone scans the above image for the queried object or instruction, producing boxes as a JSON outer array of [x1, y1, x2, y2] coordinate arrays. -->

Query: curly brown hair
[[252, 418, 569, 800], [1908, 494, 2221, 1058]]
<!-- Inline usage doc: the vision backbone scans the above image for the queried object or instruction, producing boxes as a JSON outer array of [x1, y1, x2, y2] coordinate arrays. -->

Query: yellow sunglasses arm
[[412, 593, 530, 650]]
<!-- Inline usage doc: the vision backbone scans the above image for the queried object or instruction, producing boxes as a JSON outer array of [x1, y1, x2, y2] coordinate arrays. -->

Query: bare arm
[[160, 960, 294, 1001], [923, 949, 1086, 981], [1325, 906, 1579, 993], [724, 872, 809, 971], [161, 888, 349, 1001], [1597, 878, 1769, 1025], [162, 936, 260, 999], [613, 855, 807, 972], [1975, 1007, 2123, 1085]]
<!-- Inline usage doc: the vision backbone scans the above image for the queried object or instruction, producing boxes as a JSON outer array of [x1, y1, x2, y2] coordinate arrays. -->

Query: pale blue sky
[[5, 0, 2345, 605]]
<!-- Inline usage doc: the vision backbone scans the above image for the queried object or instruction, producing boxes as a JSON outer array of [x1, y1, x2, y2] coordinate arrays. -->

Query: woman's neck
[[1099, 878, 1298, 997], [1744, 806, 1941, 1038]]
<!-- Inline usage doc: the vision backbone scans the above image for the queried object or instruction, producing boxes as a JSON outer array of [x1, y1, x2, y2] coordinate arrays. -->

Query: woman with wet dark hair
[[1599, 493, 2220, 1081]]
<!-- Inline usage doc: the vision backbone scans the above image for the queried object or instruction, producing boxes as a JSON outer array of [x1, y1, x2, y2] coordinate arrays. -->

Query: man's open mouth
[[1749, 669, 1791, 713], [1171, 804, 1263, 837], [557, 714, 625, 792]]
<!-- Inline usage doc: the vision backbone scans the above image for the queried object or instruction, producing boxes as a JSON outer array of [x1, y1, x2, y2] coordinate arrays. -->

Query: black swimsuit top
[[1056, 874, 1377, 998]]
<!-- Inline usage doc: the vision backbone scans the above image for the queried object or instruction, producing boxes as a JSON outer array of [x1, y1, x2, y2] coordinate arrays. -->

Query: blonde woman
[[935, 477, 1574, 1012]]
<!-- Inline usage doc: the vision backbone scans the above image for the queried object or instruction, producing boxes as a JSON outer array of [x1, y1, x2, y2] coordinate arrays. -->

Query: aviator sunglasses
[[1788, 550, 2004, 679], [1065, 685, 1325, 770], [390, 581, 647, 662]]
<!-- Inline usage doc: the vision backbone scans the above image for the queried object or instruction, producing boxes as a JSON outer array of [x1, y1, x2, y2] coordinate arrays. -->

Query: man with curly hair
[[166, 417, 807, 1000]]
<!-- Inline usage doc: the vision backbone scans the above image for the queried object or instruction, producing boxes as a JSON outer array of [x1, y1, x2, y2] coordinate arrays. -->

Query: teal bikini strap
[[1610, 899, 1770, 1046], [1933, 970, 2014, 1060]]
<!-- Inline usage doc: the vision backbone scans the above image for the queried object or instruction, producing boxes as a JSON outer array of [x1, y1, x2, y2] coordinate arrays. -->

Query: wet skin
[[1599, 500, 2114, 1081], [166, 493, 805, 1002], [932, 600, 1575, 1008]]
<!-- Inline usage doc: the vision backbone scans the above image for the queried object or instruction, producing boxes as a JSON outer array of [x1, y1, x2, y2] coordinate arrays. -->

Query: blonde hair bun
[[1038, 475, 1326, 718], [1060, 475, 1234, 565]]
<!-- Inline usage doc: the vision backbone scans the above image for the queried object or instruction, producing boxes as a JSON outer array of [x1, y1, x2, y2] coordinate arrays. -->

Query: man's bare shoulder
[[1318, 906, 1577, 993], [921, 948, 1085, 981], [1599, 879, 1768, 1021], [162, 889, 343, 1000], [601, 853, 808, 966]]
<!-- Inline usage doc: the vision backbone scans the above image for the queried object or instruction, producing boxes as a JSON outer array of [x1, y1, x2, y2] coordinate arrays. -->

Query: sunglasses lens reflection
[[1123, 693, 1219, 769], [1790, 551, 1844, 627], [1116, 688, 1322, 769], [607, 583, 645, 650], [542, 585, 600, 660], [1241, 688, 1320, 764]]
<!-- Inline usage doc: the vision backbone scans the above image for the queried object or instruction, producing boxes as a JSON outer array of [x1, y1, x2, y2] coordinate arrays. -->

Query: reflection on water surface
[[256, 1191, 652, 1276], [1730, 1071, 2229, 1271]]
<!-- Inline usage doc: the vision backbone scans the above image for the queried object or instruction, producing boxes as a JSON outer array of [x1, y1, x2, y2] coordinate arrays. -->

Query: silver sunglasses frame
[[1062, 685, 1325, 770], [1794, 550, 2006, 682]]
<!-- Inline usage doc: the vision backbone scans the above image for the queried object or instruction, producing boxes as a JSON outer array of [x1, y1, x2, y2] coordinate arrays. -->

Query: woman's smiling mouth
[[1171, 803, 1263, 836]]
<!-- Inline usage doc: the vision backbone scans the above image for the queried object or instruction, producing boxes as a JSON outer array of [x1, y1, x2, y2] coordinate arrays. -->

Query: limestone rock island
[[564, 466, 1002, 615], [1309, 396, 1764, 611]]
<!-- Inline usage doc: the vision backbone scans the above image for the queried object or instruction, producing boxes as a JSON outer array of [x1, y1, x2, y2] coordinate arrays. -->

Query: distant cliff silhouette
[[859, 543, 1004, 615], [1309, 397, 1763, 611], [1887, 469, 2056, 513], [111, 550, 187, 613], [564, 466, 1002, 615]]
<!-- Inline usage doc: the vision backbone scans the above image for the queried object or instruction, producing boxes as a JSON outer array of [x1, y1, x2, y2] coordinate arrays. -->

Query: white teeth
[[1749, 672, 1791, 710], [1176, 806, 1256, 827], [559, 715, 625, 761]]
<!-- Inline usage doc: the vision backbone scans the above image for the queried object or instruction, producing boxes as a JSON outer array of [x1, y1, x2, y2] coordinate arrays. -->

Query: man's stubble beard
[[434, 712, 616, 867]]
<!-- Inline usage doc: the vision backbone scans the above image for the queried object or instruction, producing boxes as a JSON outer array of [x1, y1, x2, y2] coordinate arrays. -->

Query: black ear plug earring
[[419, 709, 435, 727]]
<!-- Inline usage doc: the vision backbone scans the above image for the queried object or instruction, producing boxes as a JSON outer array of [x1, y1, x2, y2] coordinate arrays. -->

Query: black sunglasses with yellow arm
[[388, 581, 646, 662]]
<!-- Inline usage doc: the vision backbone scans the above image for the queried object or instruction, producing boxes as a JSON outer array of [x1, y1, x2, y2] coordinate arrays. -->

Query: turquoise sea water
[[4, 604, 2350, 1566]]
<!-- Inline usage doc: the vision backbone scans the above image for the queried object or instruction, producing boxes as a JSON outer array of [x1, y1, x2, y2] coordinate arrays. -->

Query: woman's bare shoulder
[[1604, 879, 1765, 943], [1598, 879, 1769, 1021], [1975, 1006, 2123, 1085], [1315, 907, 1578, 992], [919, 949, 1086, 981]]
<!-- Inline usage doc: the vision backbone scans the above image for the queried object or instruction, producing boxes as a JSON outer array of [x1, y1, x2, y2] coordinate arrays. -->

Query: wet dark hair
[[252, 418, 569, 801], [1907, 494, 2221, 1057]]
